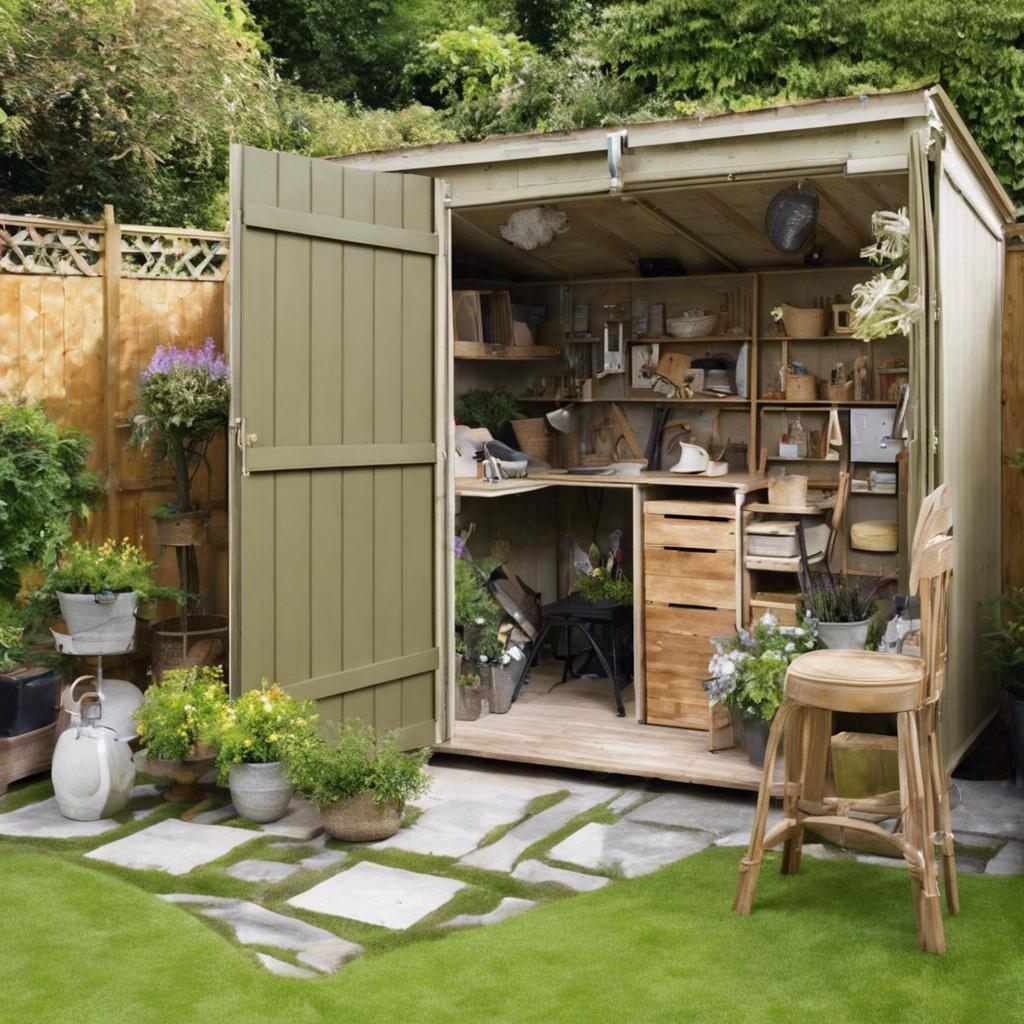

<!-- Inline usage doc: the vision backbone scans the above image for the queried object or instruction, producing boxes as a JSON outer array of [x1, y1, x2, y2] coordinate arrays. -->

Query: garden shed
[[229, 86, 1012, 790]]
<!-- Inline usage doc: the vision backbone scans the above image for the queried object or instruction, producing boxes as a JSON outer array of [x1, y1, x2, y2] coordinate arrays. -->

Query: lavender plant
[[703, 613, 817, 721], [802, 571, 883, 624]]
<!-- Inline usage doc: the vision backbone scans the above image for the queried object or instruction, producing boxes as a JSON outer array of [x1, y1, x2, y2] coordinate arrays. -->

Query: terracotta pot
[[319, 793, 403, 842], [138, 742, 216, 803]]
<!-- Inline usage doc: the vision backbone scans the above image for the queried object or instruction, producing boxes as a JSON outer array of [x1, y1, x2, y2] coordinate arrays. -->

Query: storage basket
[[850, 520, 899, 552], [150, 614, 228, 683], [785, 373, 818, 401], [780, 304, 826, 338], [155, 511, 209, 547], [665, 312, 718, 338], [319, 793, 403, 842], [822, 379, 854, 402], [512, 417, 553, 463], [767, 474, 809, 507]]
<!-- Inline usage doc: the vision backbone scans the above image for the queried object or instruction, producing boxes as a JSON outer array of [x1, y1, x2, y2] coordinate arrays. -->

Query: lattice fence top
[[0, 215, 229, 280]]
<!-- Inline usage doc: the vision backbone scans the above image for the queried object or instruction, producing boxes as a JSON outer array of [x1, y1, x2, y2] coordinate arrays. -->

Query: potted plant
[[801, 571, 883, 650], [704, 613, 818, 766], [454, 387, 524, 442], [455, 665, 485, 721], [285, 720, 431, 842], [851, 208, 923, 341], [132, 664, 228, 801], [0, 398, 102, 601], [214, 682, 319, 822], [39, 539, 180, 648], [984, 589, 1024, 788]]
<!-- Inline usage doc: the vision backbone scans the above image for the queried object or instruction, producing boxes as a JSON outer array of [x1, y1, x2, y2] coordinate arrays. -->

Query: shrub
[[454, 388, 524, 438], [984, 589, 1024, 701], [39, 539, 180, 603], [133, 665, 228, 761], [285, 720, 431, 807]]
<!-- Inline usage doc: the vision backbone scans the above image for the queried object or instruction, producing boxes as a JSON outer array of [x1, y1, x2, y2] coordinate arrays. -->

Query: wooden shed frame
[[233, 87, 1012, 784]]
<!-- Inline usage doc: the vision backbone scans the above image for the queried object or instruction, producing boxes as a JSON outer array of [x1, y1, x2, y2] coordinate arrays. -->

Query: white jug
[[52, 678, 135, 821]]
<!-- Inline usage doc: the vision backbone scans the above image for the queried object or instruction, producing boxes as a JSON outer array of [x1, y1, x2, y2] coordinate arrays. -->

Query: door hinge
[[930, 428, 939, 455], [607, 130, 628, 194], [232, 417, 258, 476]]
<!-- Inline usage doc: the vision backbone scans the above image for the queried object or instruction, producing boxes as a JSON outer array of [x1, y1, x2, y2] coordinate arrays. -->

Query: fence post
[[101, 204, 121, 539]]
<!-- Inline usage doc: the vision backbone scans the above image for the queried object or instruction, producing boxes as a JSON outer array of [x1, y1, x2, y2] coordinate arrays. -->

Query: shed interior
[[446, 170, 912, 789]]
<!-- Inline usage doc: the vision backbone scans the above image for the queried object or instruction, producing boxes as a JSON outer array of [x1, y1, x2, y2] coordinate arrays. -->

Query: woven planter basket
[[150, 614, 228, 683], [512, 417, 553, 463], [780, 304, 826, 338], [319, 793, 403, 842], [155, 511, 209, 547], [785, 374, 818, 402]]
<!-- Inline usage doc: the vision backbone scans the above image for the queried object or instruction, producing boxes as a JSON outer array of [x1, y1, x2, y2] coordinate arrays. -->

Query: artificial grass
[[3, 843, 1023, 1024]]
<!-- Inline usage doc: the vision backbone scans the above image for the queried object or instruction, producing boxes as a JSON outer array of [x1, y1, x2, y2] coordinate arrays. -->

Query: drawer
[[644, 631, 716, 678], [646, 669, 711, 729], [644, 499, 736, 520], [644, 605, 736, 637], [644, 515, 735, 550], [644, 548, 734, 580], [644, 573, 736, 610]]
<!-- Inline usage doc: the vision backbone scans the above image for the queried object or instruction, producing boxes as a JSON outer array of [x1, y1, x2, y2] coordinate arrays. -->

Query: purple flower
[[142, 338, 229, 381], [454, 536, 464, 557]]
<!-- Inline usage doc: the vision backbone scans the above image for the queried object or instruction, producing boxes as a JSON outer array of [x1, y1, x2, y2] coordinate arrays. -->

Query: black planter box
[[0, 667, 59, 737]]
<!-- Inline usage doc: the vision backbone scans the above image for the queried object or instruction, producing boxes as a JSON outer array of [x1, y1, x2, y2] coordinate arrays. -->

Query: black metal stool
[[515, 596, 630, 716]]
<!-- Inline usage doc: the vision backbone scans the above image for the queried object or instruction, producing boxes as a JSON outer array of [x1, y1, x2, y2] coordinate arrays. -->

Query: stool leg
[[514, 622, 553, 702], [780, 706, 806, 876], [577, 622, 625, 717], [926, 714, 960, 915], [734, 700, 796, 916]]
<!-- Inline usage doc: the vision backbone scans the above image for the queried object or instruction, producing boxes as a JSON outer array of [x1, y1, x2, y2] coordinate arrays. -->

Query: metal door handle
[[232, 417, 258, 476]]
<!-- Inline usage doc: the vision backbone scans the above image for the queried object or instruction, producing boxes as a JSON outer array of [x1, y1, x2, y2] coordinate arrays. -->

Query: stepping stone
[[626, 788, 776, 838], [951, 779, 1024, 840], [160, 894, 362, 973], [270, 833, 328, 851], [714, 829, 754, 848], [458, 786, 619, 872], [191, 804, 237, 825], [986, 839, 1024, 876], [288, 861, 465, 930], [86, 818, 254, 875], [549, 819, 710, 878], [257, 799, 323, 841], [0, 797, 122, 839], [254, 953, 318, 979], [511, 859, 609, 892], [801, 844, 846, 861], [854, 853, 904, 868], [132, 784, 163, 800], [607, 784, 650, 816], [300, 849, 347, 872], [442, 897, 536, 929], [226, 859, 299, 883]]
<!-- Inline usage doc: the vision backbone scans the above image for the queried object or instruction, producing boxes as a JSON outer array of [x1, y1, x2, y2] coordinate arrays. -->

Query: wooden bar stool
[[733, 484, 957, 954]]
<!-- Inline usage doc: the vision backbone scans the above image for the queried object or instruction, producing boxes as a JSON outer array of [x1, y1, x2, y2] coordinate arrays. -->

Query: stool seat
[[785, 649, 926, 714]]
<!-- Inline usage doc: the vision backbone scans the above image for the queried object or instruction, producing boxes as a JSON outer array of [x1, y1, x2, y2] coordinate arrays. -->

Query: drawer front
[[644, 573, 736, 610], [644, 630, 716, 678], [645, 669, 710, 729], [644, 515, 735, 550], [644, 605, 736, 637], [644, 499, 736, 520], [644, 547, 735, 580]]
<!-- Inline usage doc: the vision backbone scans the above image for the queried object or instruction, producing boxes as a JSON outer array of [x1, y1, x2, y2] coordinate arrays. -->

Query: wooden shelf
[[760, 334, 907, 342], [454, 342, 561, 360], [758, 401, 897, 408], [584, 396, 750, 406], [627, 335, 751, 344], [765, 456, 841, 463]]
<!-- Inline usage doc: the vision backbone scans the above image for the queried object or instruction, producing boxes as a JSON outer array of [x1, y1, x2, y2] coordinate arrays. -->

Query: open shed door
[[228, 145, 449, 748]]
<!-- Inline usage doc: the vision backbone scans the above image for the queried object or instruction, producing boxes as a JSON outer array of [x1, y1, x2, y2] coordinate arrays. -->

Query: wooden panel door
[[229, 145, 447, 748]]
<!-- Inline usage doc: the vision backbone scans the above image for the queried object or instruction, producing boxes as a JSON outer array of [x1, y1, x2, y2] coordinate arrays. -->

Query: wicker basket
[[822, 379, 854, 402], [320, 793, 403, 842], [150, 613, 228, 683], [512, 417, 553, 463], [780, 304, 826, 338], [785, 373, 818, 401], [155, 511, 209, 547]]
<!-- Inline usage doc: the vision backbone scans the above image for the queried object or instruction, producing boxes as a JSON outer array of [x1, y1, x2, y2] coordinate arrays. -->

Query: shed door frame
[[228, 145, 453, 745]]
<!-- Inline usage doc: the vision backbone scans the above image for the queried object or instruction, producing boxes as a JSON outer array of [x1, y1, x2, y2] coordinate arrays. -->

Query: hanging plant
[[850, 207, 923, 342]]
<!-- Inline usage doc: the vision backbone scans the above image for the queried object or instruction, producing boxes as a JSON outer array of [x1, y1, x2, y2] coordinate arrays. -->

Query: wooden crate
[[643, 499, 736, 732]]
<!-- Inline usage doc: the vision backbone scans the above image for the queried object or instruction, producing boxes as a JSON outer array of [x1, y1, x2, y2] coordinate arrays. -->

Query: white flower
[[759, 611, 778, 627], [784, 642, 795, 653]]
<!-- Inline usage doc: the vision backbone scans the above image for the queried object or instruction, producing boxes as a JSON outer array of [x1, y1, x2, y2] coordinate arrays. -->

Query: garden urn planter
[[455, 683, 485, 721], [138, 742, 216, 803], [815, 618, 872, 651], [57, 591, 139, 651], [319, 793, 403, 842], [228, 761, 293, 823]]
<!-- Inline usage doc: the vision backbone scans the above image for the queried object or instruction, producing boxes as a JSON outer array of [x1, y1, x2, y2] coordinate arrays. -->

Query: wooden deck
[[442, 671, 771, 792]]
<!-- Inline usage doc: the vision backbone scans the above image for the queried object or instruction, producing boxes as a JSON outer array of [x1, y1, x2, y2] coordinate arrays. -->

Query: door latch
[[231, 417, 258, 476]]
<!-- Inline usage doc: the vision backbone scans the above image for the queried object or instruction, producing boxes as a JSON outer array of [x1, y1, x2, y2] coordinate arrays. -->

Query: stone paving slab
[[86, 818, 255, 875], [511, 859, 609, 892], [458, 786, 619, 872], [256, 799, 323, 841], [0, 797, 123, 839], [951, 780, 1024, 840], [985, 839, 1024, 876], [288, 861, 465, 930], [626, 788, 776, 838], [255, 952, 318, 979], [191, 804, 237, 825], [607, 784, 650, 816], [161, 894, 362, 972], [442, 897, 536, 929], [549, 820, 711, 878], [300, 849, 347, 872], [226, 859, 299, 883]]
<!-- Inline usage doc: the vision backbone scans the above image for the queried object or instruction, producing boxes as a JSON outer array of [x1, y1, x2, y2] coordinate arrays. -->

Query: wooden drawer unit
[[643, 500, 737, 731]]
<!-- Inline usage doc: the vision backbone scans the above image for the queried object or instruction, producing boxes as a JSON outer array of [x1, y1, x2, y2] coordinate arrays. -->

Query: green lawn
[[3, 843, 1022, 1024]]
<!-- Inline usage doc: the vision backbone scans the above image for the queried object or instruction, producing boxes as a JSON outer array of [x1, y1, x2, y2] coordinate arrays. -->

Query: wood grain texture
[[1004, 246, 1024, 591]]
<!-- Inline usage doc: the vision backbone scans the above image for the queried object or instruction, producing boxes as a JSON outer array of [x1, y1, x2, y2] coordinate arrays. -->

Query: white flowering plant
[[703, 613, 818, 722]]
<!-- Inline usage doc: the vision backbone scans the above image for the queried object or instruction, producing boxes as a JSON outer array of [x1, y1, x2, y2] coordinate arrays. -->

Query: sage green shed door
[[229, 145, 446, 748]]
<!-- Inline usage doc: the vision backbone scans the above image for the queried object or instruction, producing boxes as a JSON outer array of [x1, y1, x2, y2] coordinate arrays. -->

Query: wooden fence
[[1004, 229, 1024, 592], [0, 208, 230, 613]]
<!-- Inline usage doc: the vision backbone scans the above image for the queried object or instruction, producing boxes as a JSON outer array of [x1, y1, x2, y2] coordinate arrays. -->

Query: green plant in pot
[[454, 387, 523, 443], [456, 665, 485, 722], [285, 720, 431, 842], [984, 589, 1024, 787], [133, 664, 228, 802], [703, 613, 818, 767], [801, 570, 884, 650], [38, 539, 181, 651], [215, 682, 319, 823]]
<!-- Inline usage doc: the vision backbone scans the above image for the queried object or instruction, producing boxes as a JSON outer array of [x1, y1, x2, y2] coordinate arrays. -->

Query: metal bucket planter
[[319, 793, 403, 842], [151, 613, 228, 683], [57, 592, 138, 652], [229, 761, 293, 823], [155, 510, 209, 547], [455, 683, 486, 721], [816, 618, 872, 651], [742, 715, 772, 768], [488, 664, 516, 715]]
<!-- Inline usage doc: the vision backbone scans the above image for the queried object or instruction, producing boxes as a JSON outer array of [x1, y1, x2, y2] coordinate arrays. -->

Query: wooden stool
[[733, 484, 957, 954]]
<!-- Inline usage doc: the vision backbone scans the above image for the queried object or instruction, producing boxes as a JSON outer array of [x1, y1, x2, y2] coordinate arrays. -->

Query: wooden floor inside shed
[[442, 669, 770, 792]]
